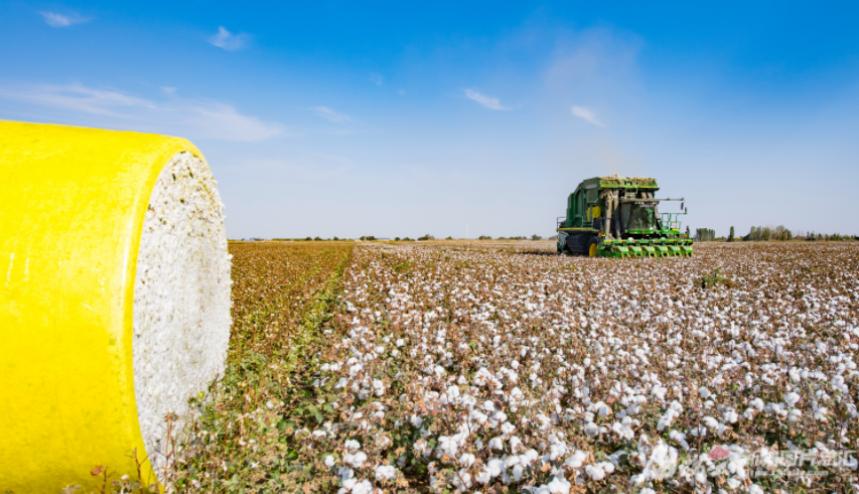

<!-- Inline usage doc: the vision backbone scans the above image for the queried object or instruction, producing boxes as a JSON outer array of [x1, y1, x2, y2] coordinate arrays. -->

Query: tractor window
[[628, 206, 657, 230], [578, 194, 585, 222]]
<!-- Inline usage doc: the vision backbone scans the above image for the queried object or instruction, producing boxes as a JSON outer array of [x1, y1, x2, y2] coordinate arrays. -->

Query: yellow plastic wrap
[[0, 120, 204, 491]]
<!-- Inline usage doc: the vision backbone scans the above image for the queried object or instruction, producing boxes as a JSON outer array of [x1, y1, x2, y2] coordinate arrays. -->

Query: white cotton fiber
[[132, 151, 231, 472]]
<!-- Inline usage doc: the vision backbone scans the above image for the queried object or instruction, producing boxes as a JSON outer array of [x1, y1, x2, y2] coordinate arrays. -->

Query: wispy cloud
[[463, 88, 508, 111], [312, 105, 351, 124], [208, 26, 250, 52], [0, 83, 153, 116], [185, 102, 282, 141], [0, 83, 283, 142], [570, 105, 605, 127], [39, 11, 90, 28]]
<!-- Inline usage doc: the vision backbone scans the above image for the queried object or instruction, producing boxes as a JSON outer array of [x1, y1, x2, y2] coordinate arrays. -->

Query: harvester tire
[[564, 233, 590, 255]]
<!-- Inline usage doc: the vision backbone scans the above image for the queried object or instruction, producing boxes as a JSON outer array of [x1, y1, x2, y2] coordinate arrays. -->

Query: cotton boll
[[438, 432, 466, 458], [599, 461, 615, 474], [341, 477, 357, 493], [452, 470, 472, 491], [510, 464, 525, 482], [611, 418, 635, 441], [657, 401, 683, 431], [410, 415, 424, 428], [350, 479, 373, 494], [788, 408, 802, 422], [549, 441, 568, 460], [345, 439, 361, 452], [722, 408, 738, 424], [546, 476, 571, 494], [702, 416, 724, 434], [476, 458, 503, 484], [668, 430, 689, 450], [343, 451, 367, 468], [585, 463, 606, 481], [635, 440, 678, 483], [522, 449, 539, 465], [374, 464, 397, 481], [445, 385, 461, 404], [784, 391, 801, 407], [486, 458, 503, 477], [509, 435, 523, 453], [593, 401, 612, 417], [459, 453, 476, 467], [564, 449, 588, 468]]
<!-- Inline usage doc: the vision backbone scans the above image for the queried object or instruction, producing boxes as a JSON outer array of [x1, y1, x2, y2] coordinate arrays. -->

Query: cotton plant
[[306, 241, 859, 492]]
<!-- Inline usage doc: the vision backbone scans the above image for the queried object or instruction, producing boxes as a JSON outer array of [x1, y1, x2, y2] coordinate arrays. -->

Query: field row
[[167, 241, 355, 491]]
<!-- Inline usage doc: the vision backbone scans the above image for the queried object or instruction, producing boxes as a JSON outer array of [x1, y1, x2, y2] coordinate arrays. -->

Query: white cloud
[[0, 83, 153, 116], [0, 83, 283, 142], [570, 105, 605, 128], [312, 105, 351, 124], [184, 102, 283, 141], [463, 88, 508, 111], [39, 11, 90, 28], [208, 26, 250, 52]]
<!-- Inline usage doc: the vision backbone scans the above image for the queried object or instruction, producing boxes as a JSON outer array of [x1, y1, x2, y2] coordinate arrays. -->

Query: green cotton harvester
[[556, 176, 693, 257]]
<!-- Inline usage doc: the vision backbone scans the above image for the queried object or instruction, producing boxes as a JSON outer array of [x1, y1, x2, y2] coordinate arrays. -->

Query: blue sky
[[2, 1, 858, 238]]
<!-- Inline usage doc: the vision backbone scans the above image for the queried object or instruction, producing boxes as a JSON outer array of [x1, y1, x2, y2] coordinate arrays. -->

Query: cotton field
[[309, 241, 859, 493]]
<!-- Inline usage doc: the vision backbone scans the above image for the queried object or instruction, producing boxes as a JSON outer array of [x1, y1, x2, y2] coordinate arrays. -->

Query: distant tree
[[744, 225, 793, 241], [531, 234, 542, 241], [478, 235, 492, 240], [313, 236, 321, 241], [695, 228, 716, 242], [445, 236, 453, 240], [728, 226, 735, 242], [418, 234, 435, 241]]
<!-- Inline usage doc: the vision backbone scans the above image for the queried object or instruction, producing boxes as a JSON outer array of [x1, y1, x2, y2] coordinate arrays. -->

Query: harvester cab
[[556, 176, 693, 257]]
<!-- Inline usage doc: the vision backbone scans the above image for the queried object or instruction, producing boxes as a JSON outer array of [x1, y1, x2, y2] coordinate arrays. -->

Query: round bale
[[0, 120, 231, 490]]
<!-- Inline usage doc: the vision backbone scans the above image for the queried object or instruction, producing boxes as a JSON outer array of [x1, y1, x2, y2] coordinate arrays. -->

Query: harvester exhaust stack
[[556, 176, 693, 257]]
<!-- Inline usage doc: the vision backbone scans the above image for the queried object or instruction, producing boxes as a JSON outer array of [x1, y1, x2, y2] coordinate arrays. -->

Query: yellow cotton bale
[[0, 121, 231, 491]]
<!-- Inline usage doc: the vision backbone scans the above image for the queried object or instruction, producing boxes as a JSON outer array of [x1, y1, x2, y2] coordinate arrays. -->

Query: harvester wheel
[[564, 233, 587, 255]]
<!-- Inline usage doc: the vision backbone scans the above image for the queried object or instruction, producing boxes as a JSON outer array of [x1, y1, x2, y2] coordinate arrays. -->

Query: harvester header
[[557, 175, 692, 257]]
